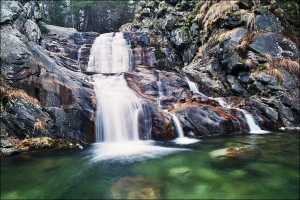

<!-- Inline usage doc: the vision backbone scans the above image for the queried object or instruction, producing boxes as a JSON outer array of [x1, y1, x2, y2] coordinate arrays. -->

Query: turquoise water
[[1, 131, 299, 199]]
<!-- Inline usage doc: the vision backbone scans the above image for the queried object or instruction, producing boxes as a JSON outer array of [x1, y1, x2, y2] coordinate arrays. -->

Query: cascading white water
[[186, 79, 269, 134], [87, 32, 131, 73], [243, 112, 263, 133], [77, 44, 86, 72], [172, 114, 199, 144], [93, 74, 142, 142], [88, 32, 150, 142], [171, 114, 184, 138], [185, 77, 200, 94], [88, 32, 183, 161], [156, 81, 163, 107]]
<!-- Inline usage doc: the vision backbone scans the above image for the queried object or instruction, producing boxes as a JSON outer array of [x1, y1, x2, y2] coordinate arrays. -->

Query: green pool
[[1, 131, 299, 199]]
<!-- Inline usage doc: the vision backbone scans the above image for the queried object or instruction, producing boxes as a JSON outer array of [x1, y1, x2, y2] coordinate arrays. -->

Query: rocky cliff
[[1, 0, 299, 156], [0, 0, 97, 155], [120, 0, 300, 133]]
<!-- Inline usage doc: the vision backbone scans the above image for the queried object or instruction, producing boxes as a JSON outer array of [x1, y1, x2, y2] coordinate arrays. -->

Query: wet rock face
[[174, 105, 249, 136], [1, 25, 39, 80], [0, 1, 96, 144], [1, 0, 300, 147], [151, 109, 175, 140]]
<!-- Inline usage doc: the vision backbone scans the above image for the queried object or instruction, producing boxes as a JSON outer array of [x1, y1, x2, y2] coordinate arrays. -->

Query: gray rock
[[222, 51, 245, 73], [162, 15, 174, 30], [22, 1, 42, 21], [254, 7, 283, 32], [40, 22, 78, 37], [206, 59, 220, 78], [249, 33, 300, 60], [0, 147, 20, 156], [247, 51, 267, 62], [170, 28, 189, 50], [255, 72, 273, 84], [228, 28, 247, 46], [251, 81, 264, 93], [238, 71, 249, 83], [226, 75, 249, 97], [175, 106, 248, 136], [119, 23, 133, 32], [13, 12, 27, 31], [262, 106, 278, 123], [183, 44, 197, 66], [0, 1, 22, 24], [190, 23, 199, 37], [0, 139, 13, 148], [1, 97, 51, 139], [1, 25, 39, 80], [23, 19, 42, 43]]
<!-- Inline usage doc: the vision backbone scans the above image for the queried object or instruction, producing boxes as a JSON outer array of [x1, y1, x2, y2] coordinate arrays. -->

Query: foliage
[[155, 50, 167, 59], [40, 0, 138, 33], [246, 13, 256, 31], [39, 22, 50, 34], [33, 120, 46, 134], [263, 53, 300, 82]]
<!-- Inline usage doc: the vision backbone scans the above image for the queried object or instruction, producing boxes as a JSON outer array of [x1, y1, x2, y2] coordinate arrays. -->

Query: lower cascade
[[186, 79, 269, 134], [93, 74, 149, 142], [88, 32, 151, 143]]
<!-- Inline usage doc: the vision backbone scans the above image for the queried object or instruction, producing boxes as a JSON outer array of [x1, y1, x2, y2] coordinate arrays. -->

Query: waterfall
[[171, 114, 184, 138], [186, 79, 269, 134], [156, 81, 163, 107], [185, 77, 200, 94], [243, 112, 262, 132], [77, 44, 86, 72], [88, 32, 184, 161], [87, 32, 131, 73], [93, 74, 143, 142], [171, 114, 200, 144], [88, 33, 151, 142]]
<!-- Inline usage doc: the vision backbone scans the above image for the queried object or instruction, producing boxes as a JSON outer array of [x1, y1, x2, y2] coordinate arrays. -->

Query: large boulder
[[1, 25, 39, 80], [39, 22, 78, 37], [0, 1, 22, 24], [249, 33, 300, 60], [174, 105, 249, 136]]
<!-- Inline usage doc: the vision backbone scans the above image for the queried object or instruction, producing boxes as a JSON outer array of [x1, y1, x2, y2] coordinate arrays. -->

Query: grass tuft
[[246, 13, 256, 31]]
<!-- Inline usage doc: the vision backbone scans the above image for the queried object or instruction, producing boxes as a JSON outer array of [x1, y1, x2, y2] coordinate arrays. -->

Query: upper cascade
[[87, 32, 132, 73]]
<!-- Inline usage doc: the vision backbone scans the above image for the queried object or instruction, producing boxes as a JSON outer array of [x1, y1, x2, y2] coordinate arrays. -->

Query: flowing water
[[172, 114, 200, 145], [1, 131, 299, 199], [2, 33, 298, 199], [77, 44, 86, 72], [86, 32, 131, 73], [185, 78, 268, 133]]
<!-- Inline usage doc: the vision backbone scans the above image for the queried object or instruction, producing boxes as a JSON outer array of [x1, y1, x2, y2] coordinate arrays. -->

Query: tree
[[40, 0, 137, 33]]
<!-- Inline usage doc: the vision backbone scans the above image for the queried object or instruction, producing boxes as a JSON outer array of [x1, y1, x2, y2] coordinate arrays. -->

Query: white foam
[[90, 140, 188, 162]]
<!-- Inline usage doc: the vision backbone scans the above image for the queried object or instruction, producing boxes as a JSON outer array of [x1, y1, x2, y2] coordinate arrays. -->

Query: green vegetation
[[40, 0, 138, 33], [155, 50, 167, 59], [39, 23, 50, 34]]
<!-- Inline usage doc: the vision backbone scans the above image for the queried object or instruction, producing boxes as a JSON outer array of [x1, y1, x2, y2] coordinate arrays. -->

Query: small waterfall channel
[[185, 77, 269, 134], [156, 77, 199, 144], [87, 32, 182, 161]]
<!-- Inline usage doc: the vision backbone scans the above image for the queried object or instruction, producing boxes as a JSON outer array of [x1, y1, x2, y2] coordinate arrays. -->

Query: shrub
[[7, 89, 40, 105], [155, 50, 167, 59], [33, 120, 46, 135]]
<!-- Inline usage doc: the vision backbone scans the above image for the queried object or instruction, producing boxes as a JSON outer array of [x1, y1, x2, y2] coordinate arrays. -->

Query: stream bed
[[1, 131, 299, 199]]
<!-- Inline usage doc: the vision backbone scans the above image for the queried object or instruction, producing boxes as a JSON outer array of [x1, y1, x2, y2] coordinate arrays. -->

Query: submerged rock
[[108, 177, 163, 199], [209, 146, 259, 158]]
